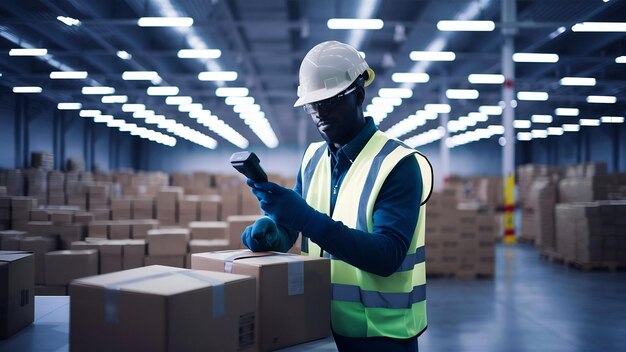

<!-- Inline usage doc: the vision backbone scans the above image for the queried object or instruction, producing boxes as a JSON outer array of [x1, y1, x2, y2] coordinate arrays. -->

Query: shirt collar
[[328, 117, 378, 163]]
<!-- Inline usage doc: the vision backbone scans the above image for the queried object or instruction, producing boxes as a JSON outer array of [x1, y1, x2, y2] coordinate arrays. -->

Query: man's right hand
[[241, 217, 279, 252]]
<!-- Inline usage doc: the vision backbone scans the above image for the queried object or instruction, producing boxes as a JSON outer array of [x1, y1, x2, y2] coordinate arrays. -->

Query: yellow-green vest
[[299, 130, 433, 339]]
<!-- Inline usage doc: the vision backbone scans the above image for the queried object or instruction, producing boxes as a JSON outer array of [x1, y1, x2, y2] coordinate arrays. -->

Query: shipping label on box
[[70, 265, 257, 352], [192, 250, 330, 351]]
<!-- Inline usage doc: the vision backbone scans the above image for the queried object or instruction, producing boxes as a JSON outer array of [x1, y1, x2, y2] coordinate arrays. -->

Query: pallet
[[565, 260, 624, 272], [539, 249, 563, 263]]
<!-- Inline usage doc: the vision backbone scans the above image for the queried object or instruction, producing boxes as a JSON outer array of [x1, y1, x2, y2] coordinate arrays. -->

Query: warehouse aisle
[[1, 245, 625, 352]]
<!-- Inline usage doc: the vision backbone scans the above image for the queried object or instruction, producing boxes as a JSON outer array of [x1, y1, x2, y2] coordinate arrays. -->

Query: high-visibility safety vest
[[299, 130, 434, 339]]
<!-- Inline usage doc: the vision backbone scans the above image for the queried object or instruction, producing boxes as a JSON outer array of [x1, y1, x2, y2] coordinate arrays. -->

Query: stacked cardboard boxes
[[88, 184, 109, 210], [521, 178, 557, 246], [31, 152, 53, 170], [0, 196, 10, 230], [19, 236, 58, 284], [199, 195, 221, 221], [44, 250, 98, 286], [146, 228, 189, 267], [132, 197, 154, 219], [47, 171, 66, 205], [156, 187, 183, 225], [111, 198, 132, 220], [178, 196, 200, 225], [11, 197, 37, 231], [1, 169, 24, 196], [26, 169, 48, 205]]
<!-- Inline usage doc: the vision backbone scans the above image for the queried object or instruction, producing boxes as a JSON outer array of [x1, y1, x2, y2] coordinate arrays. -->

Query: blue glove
[[241, 217, 280, 252], [247, 179, 316, 233]]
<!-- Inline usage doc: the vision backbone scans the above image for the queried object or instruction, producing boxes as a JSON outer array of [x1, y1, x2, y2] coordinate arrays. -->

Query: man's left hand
[[247, 179, 314, 232]]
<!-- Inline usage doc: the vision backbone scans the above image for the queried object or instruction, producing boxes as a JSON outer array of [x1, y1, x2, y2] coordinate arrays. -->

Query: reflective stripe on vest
[[299, 131, 433, 339]]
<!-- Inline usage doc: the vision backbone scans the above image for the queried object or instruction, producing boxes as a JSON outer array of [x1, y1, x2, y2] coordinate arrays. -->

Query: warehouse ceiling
[[0, 0, 625, 150]]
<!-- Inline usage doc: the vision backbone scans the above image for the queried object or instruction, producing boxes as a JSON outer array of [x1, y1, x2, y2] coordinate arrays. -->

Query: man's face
[[307, 86, 365, 147]]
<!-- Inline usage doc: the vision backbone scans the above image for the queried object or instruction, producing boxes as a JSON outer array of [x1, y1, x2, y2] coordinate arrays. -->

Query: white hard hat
[[294, 41, 375, 107]]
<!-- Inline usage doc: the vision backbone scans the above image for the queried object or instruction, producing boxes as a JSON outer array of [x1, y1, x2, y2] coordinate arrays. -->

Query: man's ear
[[355, 86, 365, 106]]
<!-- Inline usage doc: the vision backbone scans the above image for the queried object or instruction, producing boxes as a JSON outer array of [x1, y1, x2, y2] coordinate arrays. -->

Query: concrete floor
[[2, 244, 625, 352]]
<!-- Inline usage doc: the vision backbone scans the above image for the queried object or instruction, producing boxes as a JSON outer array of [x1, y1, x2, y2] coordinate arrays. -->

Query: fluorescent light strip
[[57, 103, 82, 110], [165, 96, 193, 105], [327, 18, 384, 30], [9, 48, 47, 56], [409, 51, 455, 61], [372, 97, 402, 106], [572, 22, 626, 32], [517, 91, 549, 101], [101, 95, 128, 104], [555, 108, 579, 116], [147, 86, 179, 96], [137, 17, 193, 27], [216, 87, 249, 97], [79, 110, 101, 117], [514, 120, 531, 129], [50, 71, 87, 79], [563, 124, 580, 132], [437, 20, 495, 31], [446, 89, 479, 100], [391, 72, 429, 83], [587, 95, 616, 104], [385, 114, 427, 139], [122, 71, 160, 80], [512, 53, 559, 63], [198, 71, 238, 81], [177, 49, 221, 59], [579, 119, 601, 126], [601, 116, 624, 123], [82, 86, 115, 95], [532, 115, 553, 123], [121, 104, 145, 112], [469, 112, 488, 122], [378, 88, 413, 99], [234, 104, 261, 114], [117, 51, 131, 60], [617, 56, 626, 64], [547, 127, 564, 136], [57, 16, 81, 26], [178, 103, 203, 112], [517, 132, 532, 141], [468, 74, 504, 84], [424, 104, 451, 114], [13, 86, 42, 93], [560, 77, 596, 86], [403, 127, 445, 148], [479, 106, 503, 115], [531, 129, 548, 138], [225, 96, 254, 106]]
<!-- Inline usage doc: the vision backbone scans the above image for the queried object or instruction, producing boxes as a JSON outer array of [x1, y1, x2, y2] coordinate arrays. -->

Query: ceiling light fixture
[[601, 116, 624, 123], [512, 53, 559, 63], [57, 103, 82, 110], [177, 49, 221, 59], [424, 104, 451, 114], [198, 71, 238, 81], [137, 17, 193, 27], [514, 120, 531, 129], [216, 87, 249, 97], [57, 16, 81, 26], [378, 88, 413, 98], [532, 115, 553, 123], [579, 118, 601, 126], [9, 48, 47, 56], [479, 106, 503, 115], [586, 95, 616, 104], [571, 22, 626, 32], [147, 86, 179, 96], [468, 74, 504, 84], [327, 18, 384, 30], [437, 20, 495, 31], [517, 91, 549, 101], [391, 72, 430, 83], [82, 86, 115, 95], [225, 96, 255, 106], [560, 77, 596, 86], [116, 51, 131, 60], [165, 96, 193, 105], [122, 71, 160, 81], [446, 89, 479, 100], [101, 95, 128, 104], [50, 71, 88, 79], [555, 108, 579, 116], [562, 124, 580, 132], [409, 51, 456, 61], [13, 86, 42, 93]]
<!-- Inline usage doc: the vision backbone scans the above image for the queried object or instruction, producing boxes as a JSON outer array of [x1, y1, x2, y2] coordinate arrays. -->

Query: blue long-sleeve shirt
[[273, 117, 423, 277]]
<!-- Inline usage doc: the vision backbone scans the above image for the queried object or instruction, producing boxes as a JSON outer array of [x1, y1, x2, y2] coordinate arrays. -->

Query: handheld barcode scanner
[[230, 151, 268, 183]]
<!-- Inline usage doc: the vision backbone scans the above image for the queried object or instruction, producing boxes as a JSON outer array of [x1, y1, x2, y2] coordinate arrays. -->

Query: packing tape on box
[[223, 251, 304, 296], [103, 269, 225, 324]]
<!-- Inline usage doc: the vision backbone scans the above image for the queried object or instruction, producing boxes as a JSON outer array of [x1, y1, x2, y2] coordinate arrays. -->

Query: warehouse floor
[[1, 245, 625, 352]]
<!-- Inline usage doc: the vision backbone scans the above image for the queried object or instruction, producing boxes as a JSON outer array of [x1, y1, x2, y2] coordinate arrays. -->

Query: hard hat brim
[[293, 84, 349, 107]]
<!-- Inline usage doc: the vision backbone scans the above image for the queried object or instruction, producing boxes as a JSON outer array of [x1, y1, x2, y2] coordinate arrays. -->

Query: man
[[242, 40, 433, 352]]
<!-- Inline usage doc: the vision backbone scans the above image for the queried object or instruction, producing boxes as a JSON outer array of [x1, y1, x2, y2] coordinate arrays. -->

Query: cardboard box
[[189, 239, 231, 253], [19, 236, 58, 284], [74, 212, 95, 225], [122, 239, 146, 270], [145, 255, 185, 268], [56, 224, 85, 250], [0, 251, 35, 339], [0, 231, 26, 251], [109, 222, 131, 240], [227, 215, 263, 249], [189, 221, 228, 240], [132, 198, 154, 219], [199, 195, 221, 221], [44, 250, 98, 286], [100, 242, 124, 274], [131, 220, 158, 239], [88, 221, 109, 238], [35, 285, 67, 296], [50, 211, 73, 225], [147, 228, 189, 256], [70, 265, 257, 352], [192, 250, 330, 351], [30, 209, 50, 221]]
